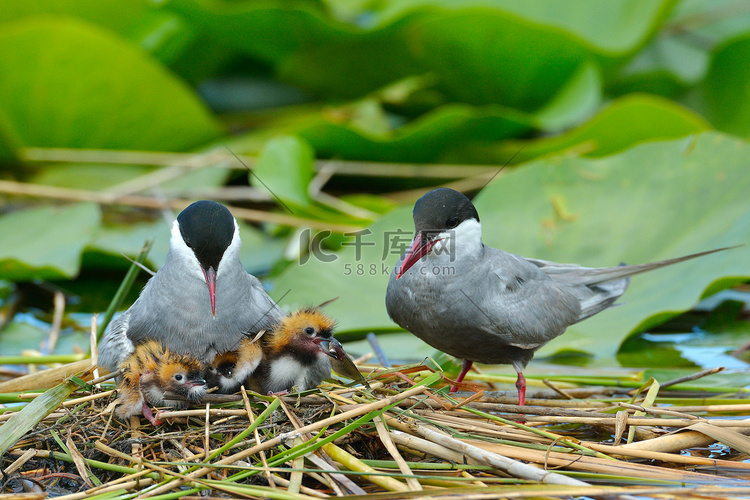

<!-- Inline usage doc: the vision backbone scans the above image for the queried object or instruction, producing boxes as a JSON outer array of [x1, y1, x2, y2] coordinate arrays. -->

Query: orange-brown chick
[[207, 336, 263, 393], [254, 308, 343, 394], [115, 340, 207, 425]]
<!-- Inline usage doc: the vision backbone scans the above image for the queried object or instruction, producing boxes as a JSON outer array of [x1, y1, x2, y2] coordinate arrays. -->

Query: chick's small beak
[[313, 337, 343, 359], [396, 233, 441, 280], [202, 266, 217, 318], [327, 338, 346, 360], [313, 337, 345, 359], [189, 377, 207, 387]]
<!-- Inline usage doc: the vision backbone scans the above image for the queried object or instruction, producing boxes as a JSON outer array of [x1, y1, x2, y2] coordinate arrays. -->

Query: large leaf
[[0, 203, 100, 281], [376, 0, 675, 55], [233, 100, 532, 163], [0, 17, 223, 151], [253, 136, 316, 208], [0, 107, 22, 164], [0, 322, 89, 356], [29, 164, 153, 190], [272, 132, 750, 362], [0, 0, 153, 38], [611, 1, 750, 97], [457, 94, 709, 164], [700, 32, 750, 138], [165, 0, 673, 112]]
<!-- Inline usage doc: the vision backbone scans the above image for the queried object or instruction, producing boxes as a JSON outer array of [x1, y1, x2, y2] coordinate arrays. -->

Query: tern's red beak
[[396, 234, 441, 279], [202, 266, 217, 318]]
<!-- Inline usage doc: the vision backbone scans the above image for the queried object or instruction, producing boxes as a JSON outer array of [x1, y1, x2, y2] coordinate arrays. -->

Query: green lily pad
[[461, 94, 709, 164], [0, 108, 22, 164], [376, 0, 676, 56], [270, 205, 411, 337], [701, 32, 750, 138], [233, 100, 532, 163], [0, 203, 101, 281], [0, 321, 90, 357], [0, 17, 223, 151], [253, 136, 315, 208], [272, 132, 750, 363], [612, 1, 750, 98], [164, 0, 672, 115], [0, 0, 153, 38]]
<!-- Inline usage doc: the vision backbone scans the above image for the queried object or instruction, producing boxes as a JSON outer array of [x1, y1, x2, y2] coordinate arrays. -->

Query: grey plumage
[[385, 188, 729, 401], [99, 201, 284, 373]]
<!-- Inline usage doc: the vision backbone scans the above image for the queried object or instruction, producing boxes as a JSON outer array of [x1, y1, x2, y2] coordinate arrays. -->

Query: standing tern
[[386, 188, 729, 405]]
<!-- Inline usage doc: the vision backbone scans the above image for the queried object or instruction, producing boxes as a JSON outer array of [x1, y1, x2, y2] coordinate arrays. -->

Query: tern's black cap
[[413, 188, 479, 235], [177, 200, 235, 271]]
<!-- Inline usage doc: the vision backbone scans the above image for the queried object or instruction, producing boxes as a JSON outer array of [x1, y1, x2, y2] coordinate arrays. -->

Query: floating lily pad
[[0, 203, 100, 281], [459, 94, 709, 164], [0, 17, 222, 152]]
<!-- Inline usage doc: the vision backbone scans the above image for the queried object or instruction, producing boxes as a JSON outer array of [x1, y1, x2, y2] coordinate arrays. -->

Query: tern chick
[[116, 340, 207, 425], [254, 308, 344, 394], [207, 335, 263, 393]]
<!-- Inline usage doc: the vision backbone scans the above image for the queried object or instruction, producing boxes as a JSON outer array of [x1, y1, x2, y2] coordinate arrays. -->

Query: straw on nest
[[0, 362, 749, 499]]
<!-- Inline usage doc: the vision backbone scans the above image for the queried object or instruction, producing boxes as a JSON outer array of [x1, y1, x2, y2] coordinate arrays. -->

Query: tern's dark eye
[[304, 326, 315, 335], [446, 217, 460, 229], [174, 374, 183, 382]]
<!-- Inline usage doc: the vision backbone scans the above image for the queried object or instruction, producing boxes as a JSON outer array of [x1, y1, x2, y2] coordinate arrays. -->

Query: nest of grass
[[1, 361, 749, 499]]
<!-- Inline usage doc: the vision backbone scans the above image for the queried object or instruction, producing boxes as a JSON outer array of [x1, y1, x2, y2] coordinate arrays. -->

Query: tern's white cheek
[[169, 221, 205, 281], [437, 219, 482, 263], [216, 221, 241, 279]]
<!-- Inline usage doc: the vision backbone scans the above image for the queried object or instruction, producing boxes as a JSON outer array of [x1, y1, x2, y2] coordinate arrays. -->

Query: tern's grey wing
[[385, 247, 583, 365], [466, 248, 583, 350], [525, 246, 731, 322], [526, 247, 730, 286], [98, 311, 134, 373], [244, 273, 285, 332], [524, 257, 629, 322]]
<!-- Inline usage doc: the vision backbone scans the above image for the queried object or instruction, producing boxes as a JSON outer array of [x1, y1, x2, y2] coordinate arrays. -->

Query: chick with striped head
[[115, 340, 207, 425], [207, 335, 263, 394], [254, 308, 344, 394]]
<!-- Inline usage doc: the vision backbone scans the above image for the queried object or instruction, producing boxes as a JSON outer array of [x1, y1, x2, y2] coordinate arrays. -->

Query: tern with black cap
[[386, 188, 729, 405], [99, 200, 284, 373]]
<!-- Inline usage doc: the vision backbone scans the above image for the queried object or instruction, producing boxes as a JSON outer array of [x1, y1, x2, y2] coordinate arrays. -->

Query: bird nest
[[1, 362, 750, 499]]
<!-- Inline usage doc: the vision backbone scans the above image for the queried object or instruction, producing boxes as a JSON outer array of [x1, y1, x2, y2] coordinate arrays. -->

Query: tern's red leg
[[141, 402, 162, 426], [515, 370, 526, 406], [449, 359, 474, 393]]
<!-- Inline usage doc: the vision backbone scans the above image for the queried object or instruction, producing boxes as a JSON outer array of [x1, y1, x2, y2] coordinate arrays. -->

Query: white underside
[[268, 355, 308, 391]]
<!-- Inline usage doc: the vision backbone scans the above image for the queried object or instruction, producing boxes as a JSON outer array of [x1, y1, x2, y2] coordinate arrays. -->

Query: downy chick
[[207, 335, 263, 393], [116, 340, 207, 425], [254, 308, 344, 394]]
